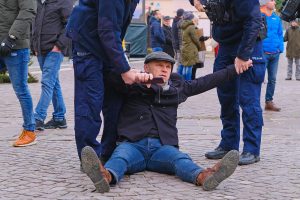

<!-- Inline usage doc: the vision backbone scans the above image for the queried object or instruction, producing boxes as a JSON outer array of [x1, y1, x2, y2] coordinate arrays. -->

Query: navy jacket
[[150, 17, 166, 48], [110, 65, 237, 146], [162, 25, 174, 58], [172, 16, 181, 51], [189, 0, 262, 61], [66, 0, 140, 74]]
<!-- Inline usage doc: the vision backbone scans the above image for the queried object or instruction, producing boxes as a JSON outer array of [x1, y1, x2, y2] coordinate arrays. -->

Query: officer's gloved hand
[[0, 36, 16, 57], [199, 36, 210, 42]]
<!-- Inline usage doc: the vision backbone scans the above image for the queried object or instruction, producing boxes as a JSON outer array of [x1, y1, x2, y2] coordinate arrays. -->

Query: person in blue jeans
[[66, 0, 152, 164], [31, 0, 73, 130], [80, 52, 246, 193], [260, 0, 284, 112], [0, 0, 37, 147]]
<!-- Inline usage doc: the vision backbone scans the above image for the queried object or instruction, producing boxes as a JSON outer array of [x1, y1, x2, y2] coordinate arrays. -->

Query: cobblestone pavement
[[0, 55, 299, 200]]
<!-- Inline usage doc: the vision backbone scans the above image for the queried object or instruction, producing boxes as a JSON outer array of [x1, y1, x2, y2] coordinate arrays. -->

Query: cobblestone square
[[0, 56, 299, 199]]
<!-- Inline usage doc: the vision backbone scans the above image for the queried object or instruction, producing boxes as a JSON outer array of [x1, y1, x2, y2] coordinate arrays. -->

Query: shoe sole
[[12, 140, 37, 147], [81, 146, 110, 193], [44, 125, 67, 129], [202, 150, 239, 191], [36, 127, 45, 131]]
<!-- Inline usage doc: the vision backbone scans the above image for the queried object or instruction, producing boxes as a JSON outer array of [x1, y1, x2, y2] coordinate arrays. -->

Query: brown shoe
[[265, 101, 281, 112], [81, 146, 111, 193], [196, 150, 239, 191], [13, 130, 37, 147]]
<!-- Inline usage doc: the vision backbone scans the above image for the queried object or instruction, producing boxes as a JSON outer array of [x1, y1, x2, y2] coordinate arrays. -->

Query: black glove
[[0, 36, 16, 57], [199, 36, 209, 42]]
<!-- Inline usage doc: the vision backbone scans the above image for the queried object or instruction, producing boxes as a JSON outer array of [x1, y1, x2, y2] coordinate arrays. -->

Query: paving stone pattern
[[0, 55, 299, 200]]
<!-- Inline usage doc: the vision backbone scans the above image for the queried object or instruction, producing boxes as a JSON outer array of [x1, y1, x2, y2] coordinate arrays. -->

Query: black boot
[[205, 147, 229, 160], [238, 152, 260, 165]]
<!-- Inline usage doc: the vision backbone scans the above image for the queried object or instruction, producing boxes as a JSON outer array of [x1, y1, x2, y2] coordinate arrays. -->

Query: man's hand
[[234, 57, 253, 74], [194, 0, 205, 12], [0, 36, 16, 57], [121, 69, 153, 85]]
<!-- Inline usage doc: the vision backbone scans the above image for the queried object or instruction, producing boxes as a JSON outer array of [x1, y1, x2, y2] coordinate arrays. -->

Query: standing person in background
[[180, 12, 201, 80], [176, 10, 185, 76], [172, 8, 185, 72], [191, 0, 265, 165], [66, 0, 153, 166], [284, 20, 300, 81], [192, 21, 209, 80], [0, 0, 37, 147], [32, 0, 73, 130], [150, 10, 166, 52], [260, 0, 284, 112], [162, 16, 175, 58]]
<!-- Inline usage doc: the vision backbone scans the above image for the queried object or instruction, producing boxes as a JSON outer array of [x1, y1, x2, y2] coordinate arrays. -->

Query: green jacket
[[0, 0, 37, 49], [180, 20, 201, 67], [284, 26, 300, 59]]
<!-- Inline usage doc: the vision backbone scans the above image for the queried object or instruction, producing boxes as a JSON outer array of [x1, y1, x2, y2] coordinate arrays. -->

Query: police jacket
[[189, 0, 262, 61], [66, 0, 140, 74], [0, 0, 36, 50], [150, 17, 166, 48], [32, 0, 73, 56], [111, 65, 237, 146]]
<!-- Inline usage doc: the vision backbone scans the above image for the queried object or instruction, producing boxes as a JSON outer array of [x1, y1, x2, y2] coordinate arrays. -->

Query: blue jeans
[[263, 52, 280, 102], [183, 66, 192, 80], [177, 64, 184, 76], [3, 49, 35, 131], [214, 41, 265, 156], [105, 138, 203, 184], [35, 52, 66, 121], [152, 47, 163, 52]]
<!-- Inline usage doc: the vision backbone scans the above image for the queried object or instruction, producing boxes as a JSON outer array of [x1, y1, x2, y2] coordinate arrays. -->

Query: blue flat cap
[[144, 52, 175, 64]]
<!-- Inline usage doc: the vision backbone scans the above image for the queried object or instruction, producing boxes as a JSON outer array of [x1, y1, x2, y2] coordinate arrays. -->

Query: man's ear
[[144, 64, 150, 73]]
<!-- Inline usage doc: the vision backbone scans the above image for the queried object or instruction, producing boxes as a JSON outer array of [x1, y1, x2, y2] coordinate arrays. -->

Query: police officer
[[190, 0, 266, 165], [66, 0, 153, 164]]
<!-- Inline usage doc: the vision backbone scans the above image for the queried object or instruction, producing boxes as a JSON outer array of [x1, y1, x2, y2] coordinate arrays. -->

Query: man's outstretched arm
[[183, 65, 237, 97]]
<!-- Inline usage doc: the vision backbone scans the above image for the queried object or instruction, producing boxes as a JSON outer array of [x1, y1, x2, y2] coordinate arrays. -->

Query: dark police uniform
[[66, 0, 140, 159], [190, 0, 265, 159]]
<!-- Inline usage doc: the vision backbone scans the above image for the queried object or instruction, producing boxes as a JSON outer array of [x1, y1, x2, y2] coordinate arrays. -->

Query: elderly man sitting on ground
[[81, 51, 252, 193]]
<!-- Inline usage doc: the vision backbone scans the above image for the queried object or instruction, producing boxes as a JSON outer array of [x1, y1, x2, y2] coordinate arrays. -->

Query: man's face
[[266, 0, 276, 10], [144, 60, 172, 84], [291, 21, 298, 27], [163, 19, 171, 27], [155, 11, 162, 20]]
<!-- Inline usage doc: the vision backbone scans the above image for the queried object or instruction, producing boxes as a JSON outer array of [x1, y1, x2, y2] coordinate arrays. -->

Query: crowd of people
[[148, 8, 209, 81], [0, 0, 300, 194]]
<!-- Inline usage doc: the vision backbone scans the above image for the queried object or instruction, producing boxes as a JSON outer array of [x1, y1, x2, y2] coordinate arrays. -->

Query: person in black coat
[[31, 0, 74, 130], [80, 52, 252, 193], [162, 16, 175, 58]]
